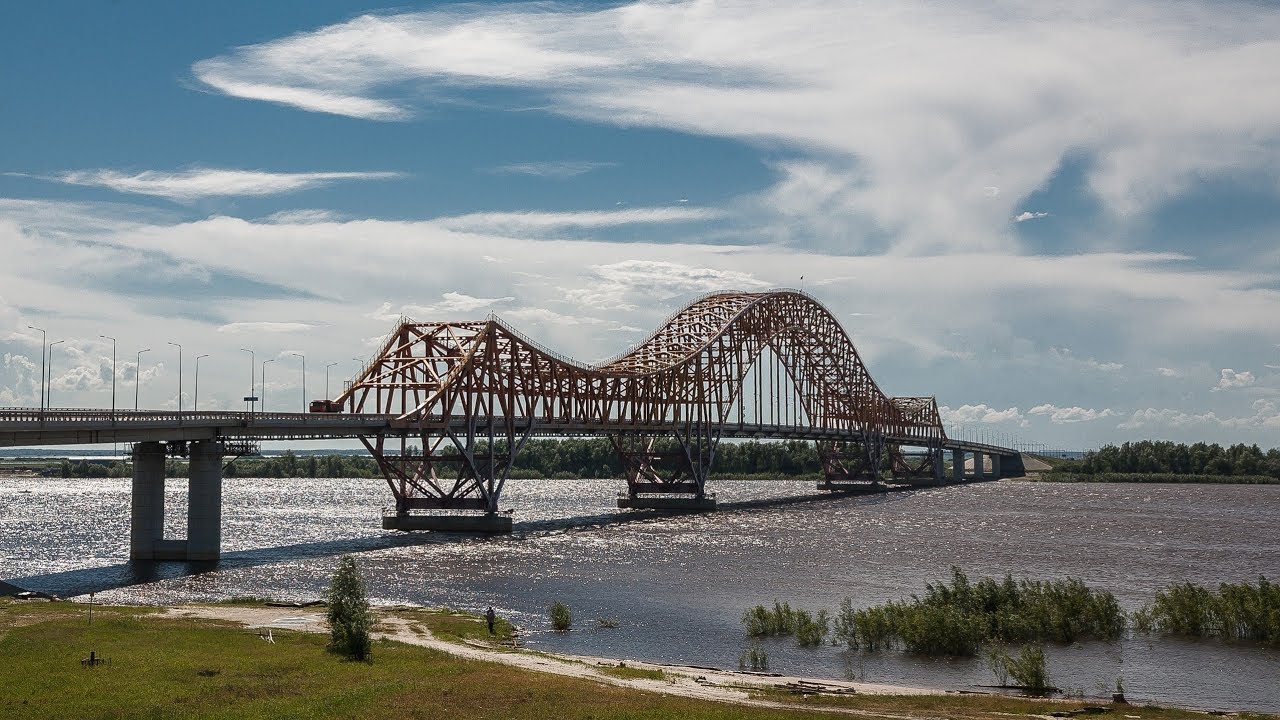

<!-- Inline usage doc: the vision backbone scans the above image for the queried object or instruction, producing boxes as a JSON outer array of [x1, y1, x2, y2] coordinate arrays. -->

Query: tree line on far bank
[[1048, 440, 1280, 482], [47, 438, 827, 480], [44, 438, 1280, 483]]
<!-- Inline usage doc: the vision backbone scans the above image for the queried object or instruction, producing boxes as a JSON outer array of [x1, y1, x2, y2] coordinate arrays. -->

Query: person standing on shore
[[485, 606, 496, 635]]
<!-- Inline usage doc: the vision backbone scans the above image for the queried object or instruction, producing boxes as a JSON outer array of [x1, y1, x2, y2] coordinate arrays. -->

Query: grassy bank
[[1033, 472, 1279, 484], [5, 600, 1265, 720], [1, 601, 804, 720]]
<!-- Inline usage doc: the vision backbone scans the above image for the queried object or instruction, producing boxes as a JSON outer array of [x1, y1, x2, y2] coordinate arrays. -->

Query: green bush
[[830, 568, 1125, 656], [1004, 644, 1051, 692], [1135, 578, 1279, 645], [549, 601, 573, 632], [325, 555, 372, 661]]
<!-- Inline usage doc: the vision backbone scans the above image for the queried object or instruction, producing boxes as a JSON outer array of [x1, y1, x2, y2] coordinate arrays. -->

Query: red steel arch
[[335, 290, 946, 513]]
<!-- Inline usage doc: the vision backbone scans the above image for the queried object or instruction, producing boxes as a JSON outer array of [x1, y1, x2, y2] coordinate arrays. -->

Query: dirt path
[[164, 605, 945, 717]]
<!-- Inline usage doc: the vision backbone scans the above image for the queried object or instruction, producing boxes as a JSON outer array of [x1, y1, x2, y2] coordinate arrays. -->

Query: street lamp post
[[134, 348, 150, 411], [99, 335, 117, 419], [261, 359, 275, 413], [240, 348, 255, 414], [325, 361, 339, 400], [46, 340, 65, 408], [27, 326, 46, 413], [167, 342, 183, 415], [194, 354, 210, 411], [291, 353, 306, 412]]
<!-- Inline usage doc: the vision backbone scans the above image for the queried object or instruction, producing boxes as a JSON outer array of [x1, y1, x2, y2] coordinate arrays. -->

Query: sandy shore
[[164, 604, 950, 715]]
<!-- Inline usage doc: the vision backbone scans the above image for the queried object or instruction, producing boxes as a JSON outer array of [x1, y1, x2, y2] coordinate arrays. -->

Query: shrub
[[324, 555, 372, 661], [1135, 577, 1279, 645], [794, 609, 829, 647], [1003, 643, 1051, 692], [831, 568, 1125, 656], [549, 601, 573, 632], [738, 646, 769, 671]]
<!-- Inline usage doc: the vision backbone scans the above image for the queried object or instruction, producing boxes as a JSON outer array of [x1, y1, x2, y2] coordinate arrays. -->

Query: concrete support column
[[992, 453, 1003, 479], [129, 442, 166, 560], [952, 449, 964, 483], [186, 440, 223, 561], [973, 452, 985, 480], [932, 451, 944, 484]]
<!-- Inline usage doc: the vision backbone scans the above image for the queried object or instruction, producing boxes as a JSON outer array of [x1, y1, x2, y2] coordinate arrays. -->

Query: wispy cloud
[[486, 161, 616, 178], [434, 206, 723, 234], [217, 321, 317, 334], [32, 168, 403, 201], [1014, 211, 1050, 222], [190, 1, 1280, 254]]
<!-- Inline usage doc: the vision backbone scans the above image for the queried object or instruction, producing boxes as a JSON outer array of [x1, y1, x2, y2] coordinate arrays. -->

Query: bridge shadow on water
[[6, 484, 924, 599]]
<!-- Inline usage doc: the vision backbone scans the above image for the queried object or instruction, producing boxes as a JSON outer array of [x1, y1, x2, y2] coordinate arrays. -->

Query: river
[[1, 476, 1277, 712]]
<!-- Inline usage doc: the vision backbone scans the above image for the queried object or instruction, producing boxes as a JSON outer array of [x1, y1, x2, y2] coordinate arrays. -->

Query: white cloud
[[1014, 211, 1050, 222], [487, 161, 616, 178], [563, 259, 771, 312], [1028, 403, 1117, 423], [42, 168, 402, 201], [265, 209, 346, 224], [1048, 347, 1124, 372], [1119, 400, 1280, 430], [1156, 367, 1180, 377], [190, 1, 1280, 253], [217, 322, 317, 334], [1212, 367, 1256, 391], [940, 404, 1024, 425], [433, 206, 723, 235]]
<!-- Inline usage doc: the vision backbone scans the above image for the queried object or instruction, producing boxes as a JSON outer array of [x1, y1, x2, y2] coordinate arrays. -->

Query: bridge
[[1, 290, 1024, 561]]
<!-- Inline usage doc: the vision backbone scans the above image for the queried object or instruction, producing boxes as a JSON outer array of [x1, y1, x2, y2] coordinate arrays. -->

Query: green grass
[[2, 600, 1272, 720], [1034, 472, 1279, 484], [2, 601, 824, 720], [747, 686, 1276, 720], [383, 606, 516, 647], [597, 664, 666, 681]]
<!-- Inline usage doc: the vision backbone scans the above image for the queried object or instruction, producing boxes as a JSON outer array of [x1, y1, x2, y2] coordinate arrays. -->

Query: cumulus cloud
[[1213, 368, 1256, 391], [486, 161, 616, 178], [39, 168, 402, 201], [190, 1, 1280, 253], [1119, 400, 1280, 430], [940, 404, 1024, 425], [1028, 403, 1117, 423]]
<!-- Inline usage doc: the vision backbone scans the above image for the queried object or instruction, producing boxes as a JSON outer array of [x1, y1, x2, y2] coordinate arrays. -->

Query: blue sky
[[3, 0, 1280, 449]]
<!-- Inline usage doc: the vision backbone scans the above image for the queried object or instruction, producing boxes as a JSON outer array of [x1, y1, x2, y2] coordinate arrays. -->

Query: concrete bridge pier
[[128, 440, 225, 562], [186, 440, 224, 561], [972, 451, 985, 480], [129, 441, 166, 560], [952, 449, 964, 483], [991, 453, 1003, 480]]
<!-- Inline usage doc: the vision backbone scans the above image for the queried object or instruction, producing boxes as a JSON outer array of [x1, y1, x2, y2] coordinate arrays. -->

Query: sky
[[3, 0, 1280, 451]]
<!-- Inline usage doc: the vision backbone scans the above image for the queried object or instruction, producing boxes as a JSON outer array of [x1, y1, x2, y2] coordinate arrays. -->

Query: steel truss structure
[[334, 290, 947, 516]]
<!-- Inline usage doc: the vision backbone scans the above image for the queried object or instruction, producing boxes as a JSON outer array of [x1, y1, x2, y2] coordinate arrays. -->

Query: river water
[[1, 477, 1277, 712]]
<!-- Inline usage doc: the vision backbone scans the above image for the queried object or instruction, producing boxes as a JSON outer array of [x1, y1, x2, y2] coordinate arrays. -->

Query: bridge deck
[[0, 408, 1015, 456]]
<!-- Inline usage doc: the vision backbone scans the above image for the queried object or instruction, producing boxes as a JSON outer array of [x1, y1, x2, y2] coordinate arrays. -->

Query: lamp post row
[[21, 329, 358, 414]]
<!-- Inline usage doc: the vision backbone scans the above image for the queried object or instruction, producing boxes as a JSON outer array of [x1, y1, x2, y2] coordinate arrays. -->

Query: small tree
[[549, 601, 572, 632], [325, 555, 372, 660]]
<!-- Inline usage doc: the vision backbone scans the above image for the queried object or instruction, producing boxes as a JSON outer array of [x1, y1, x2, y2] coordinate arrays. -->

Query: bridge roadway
[[0, 407, 1015, 458]]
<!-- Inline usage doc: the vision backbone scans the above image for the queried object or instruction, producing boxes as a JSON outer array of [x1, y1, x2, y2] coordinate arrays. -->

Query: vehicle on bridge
[[309, 399, 344, 413]]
